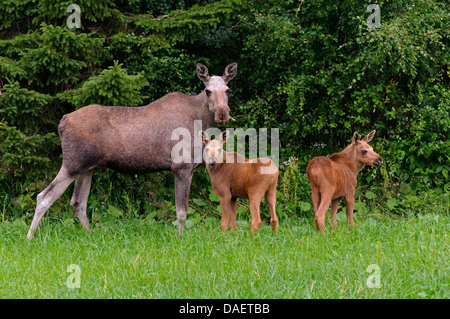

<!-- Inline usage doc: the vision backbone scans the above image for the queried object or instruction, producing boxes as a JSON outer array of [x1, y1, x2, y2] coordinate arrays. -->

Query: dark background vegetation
[[0, 0, 448, 225]]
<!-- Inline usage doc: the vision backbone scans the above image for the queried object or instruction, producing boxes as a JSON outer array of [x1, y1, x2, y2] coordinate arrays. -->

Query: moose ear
[[352, 132, 361, 144], [362, 130, 376, 143], [197, 63, 210, 84], [199, 130, 209, 145], [222, 62, 238, 84], [219, 130, 230, 143]]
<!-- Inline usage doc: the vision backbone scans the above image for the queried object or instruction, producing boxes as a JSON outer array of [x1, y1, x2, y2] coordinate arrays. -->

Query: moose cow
[[306, 130, 383, 232], [27, 63, 238, 239]]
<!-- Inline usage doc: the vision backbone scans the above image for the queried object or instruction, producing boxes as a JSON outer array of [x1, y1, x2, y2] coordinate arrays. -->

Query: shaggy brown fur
[[306, 131, 383, 232], [200, 130, 279, 234]]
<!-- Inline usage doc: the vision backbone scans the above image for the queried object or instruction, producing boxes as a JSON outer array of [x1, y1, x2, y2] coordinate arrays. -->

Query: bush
[[0, 0, 448, 223]]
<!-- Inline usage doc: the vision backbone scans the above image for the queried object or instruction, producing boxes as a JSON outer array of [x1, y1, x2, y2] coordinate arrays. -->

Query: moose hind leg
[[330, 199, 339, 229], [27, 166, 77, 239], [265, 187, 278, 232], [314, 191, 333, 233], [249, 194, 263, 235], [70, 170, 93, 230]]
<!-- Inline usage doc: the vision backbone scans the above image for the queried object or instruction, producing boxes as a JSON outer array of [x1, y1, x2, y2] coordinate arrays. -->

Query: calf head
[[352, 130, 383, 167], [199, 130, 230, 166], [197, 63, 237, 124]]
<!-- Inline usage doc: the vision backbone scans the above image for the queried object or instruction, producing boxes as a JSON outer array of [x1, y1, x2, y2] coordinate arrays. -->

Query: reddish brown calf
[[200, 130, 279, 234], [306, 130, 383, 232]]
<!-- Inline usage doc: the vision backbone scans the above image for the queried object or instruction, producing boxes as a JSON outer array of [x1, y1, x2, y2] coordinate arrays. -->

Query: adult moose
[[306, 130, 383, 233], [27, 62, 238, 239]]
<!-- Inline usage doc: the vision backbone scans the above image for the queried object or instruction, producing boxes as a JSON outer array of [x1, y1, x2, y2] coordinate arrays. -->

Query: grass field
[[0, 213, 448, 299]]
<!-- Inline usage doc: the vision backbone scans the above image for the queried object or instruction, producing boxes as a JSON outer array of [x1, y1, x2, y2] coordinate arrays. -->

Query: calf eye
[[362, 150, 367, 155], [226, 89, 231, 95]]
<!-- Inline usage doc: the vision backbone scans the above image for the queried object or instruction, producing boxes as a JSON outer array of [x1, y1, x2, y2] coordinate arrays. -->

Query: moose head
[[197, 63, 237, 124]]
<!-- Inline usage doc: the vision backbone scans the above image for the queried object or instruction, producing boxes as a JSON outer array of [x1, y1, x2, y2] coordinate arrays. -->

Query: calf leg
[[265, 187, 278, 232], [330, 199, 339, 229], [249, 194, 263, 235], [314, 191, 333, 233], [310, 185, 320, 213], [70, 170, 93, 230], [344, 193, 355, 227], [27, 166, 77, 239], [219, 195, 232, 231], [173, 168, 193, 236], [229, 197, 237, 230]]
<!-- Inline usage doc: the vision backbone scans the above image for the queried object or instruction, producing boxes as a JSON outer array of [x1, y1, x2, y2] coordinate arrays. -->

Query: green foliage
[[0, 121, 57, 184], [277, 157, 312, 219], [0, 0, 121, 33], [123, 48, 200, 101], [0, 81, 52, 128], [236, 0, 449, 187], [63, 60, 149, 108], [1, 215, 449, 298], [0, 0, 449, 224], [133, 0, 245, 48], [0, 81, 59, 187], [18, 24, 107, 91]]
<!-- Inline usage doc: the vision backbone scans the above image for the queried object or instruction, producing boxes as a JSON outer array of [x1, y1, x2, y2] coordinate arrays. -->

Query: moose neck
[[205, 162, 225, 175], [339, 144, 365, 174], [205, 151, 231, 174]]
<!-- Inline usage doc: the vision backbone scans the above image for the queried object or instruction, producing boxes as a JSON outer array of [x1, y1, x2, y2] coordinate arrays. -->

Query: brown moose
[[26, 63, 238, 239], [306, 130, 383, 232], [200, 130, 279, 234]]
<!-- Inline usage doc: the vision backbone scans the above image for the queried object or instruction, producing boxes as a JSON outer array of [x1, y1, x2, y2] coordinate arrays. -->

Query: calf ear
[[362, 130, 376, 143], [197, 63, 210, 84], [220, 130, 230, 143], [352, 132, 361, 144], [222, 62, 238, 84], [199, 131, 209, 145]]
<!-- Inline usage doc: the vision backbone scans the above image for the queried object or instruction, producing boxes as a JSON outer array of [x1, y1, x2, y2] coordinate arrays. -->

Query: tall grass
[[0, 213, 448, 299]]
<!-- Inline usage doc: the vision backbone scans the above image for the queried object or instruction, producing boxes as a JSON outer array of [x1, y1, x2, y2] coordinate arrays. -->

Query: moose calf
[[306, 130, 383, 232], [200, 130, 279, 234]]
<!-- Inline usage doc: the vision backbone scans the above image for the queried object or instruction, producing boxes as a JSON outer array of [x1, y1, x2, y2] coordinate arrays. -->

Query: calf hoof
[[270, 219, 279, 232]]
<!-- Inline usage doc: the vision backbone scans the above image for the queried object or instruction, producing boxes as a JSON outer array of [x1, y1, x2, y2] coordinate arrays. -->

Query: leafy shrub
[[62, 60, 149, 108]]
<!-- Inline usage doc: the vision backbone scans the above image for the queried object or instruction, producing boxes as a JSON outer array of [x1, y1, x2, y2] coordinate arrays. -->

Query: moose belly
[[231, 187, 249, 199], [103, 160, 170, 174], [332, 191, 345, 200], [100, 149, 173, 174]]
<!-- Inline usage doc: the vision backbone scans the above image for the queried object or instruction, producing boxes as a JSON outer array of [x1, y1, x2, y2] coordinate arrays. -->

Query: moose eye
[[362, 150, 367, 155], [226, 89, 231, 95], [205, 89, 212, 97]]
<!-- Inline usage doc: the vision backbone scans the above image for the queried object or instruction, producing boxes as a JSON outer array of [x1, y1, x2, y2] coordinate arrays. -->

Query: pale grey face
[[203, 139, 224, 166], [199, 130, 229, 166], [204, 76, 231, 124], [197, 63, 237, 124]]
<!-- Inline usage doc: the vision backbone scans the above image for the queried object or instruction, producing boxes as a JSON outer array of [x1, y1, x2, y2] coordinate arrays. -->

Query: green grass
[[0, 213, 448, 299]]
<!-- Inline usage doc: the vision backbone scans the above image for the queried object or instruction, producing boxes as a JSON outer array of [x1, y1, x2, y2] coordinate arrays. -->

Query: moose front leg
[[173, 168, 194, 236], [218, 193, 233, 231]]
